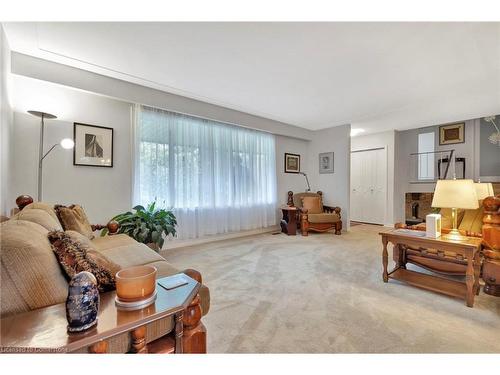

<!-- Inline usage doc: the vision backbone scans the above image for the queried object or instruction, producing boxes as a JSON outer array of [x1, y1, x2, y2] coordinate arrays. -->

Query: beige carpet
[[162, 224, 500, 353]]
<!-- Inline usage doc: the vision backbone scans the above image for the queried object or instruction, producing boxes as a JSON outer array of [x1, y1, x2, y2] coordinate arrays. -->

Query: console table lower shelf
[[388, 268, 468, 300]]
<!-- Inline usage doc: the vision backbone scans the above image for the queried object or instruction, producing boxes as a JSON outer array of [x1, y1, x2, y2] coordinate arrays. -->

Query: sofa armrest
[[92, 220, 120, 235]]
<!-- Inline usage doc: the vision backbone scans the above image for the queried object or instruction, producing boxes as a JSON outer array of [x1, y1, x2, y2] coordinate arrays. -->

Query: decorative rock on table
[[66, 271, 100, 332]]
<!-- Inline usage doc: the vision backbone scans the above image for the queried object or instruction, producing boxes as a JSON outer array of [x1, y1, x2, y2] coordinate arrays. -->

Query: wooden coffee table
[[0, 274, 200, 353]]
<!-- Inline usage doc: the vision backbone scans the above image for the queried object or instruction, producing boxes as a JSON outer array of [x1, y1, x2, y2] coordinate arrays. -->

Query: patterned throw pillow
[[48, 231, 120, 292], [65, 230, 122, 277], [54, 204, 95, 239]]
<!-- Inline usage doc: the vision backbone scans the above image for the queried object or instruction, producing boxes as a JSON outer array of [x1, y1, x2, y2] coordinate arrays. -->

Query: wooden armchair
[[287, 191, 342, 236]]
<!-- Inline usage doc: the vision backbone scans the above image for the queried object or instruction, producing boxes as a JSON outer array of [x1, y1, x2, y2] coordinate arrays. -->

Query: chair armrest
[[323, 205, 341, 216], [92, 220, 120, 235]]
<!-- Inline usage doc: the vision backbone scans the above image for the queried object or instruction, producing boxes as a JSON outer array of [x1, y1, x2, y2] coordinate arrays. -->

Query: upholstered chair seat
[[307, 213, 341, 224]]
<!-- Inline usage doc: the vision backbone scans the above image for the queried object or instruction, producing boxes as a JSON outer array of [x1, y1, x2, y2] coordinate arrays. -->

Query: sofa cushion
[[301, 196, 323, 214], [91, 234, 137, 251], [22, 202, 60, 223], [11, 208, 63, 231], [95, 243, 165, 269], [55, 204, 95, 239], [307, 213, 340, 224], [48, 231, 118, 292], [0, 220, 69, 317], [66, 229, 95, 248]]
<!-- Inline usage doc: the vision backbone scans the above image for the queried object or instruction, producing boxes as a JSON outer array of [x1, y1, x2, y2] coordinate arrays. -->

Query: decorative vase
[[66, 271, 100, 333]]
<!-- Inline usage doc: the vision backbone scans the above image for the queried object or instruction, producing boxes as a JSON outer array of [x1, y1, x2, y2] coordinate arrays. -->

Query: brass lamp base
[[442, 229, 468, 241]]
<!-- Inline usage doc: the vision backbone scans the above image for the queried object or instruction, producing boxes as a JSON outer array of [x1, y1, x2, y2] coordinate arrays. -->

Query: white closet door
[[350, 152, 363, 222], [350, 148, 387, 225]]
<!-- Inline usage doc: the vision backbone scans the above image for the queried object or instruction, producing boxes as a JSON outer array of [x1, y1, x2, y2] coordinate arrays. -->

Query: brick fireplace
[[405, 192, 434, 225]]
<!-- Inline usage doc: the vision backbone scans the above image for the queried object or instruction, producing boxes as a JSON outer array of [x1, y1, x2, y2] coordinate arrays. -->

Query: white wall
[[11, 75, 132, 223], [308, 124, 351, 229], [9, 57, 352, 233], [275, 135, 310, 205], [351, 130, 395, 225], [9, 75, 319, 226], [0, 25, 13, 216], [12, 52, 313, 141], [394, 119, 478, 223]]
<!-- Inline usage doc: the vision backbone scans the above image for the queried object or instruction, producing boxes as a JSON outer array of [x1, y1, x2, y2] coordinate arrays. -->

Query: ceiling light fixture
[[483, 115, 500, 146]]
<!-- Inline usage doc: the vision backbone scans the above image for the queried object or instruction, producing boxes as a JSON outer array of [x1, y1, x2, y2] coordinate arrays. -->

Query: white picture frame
[[319, 152, 334, 174]]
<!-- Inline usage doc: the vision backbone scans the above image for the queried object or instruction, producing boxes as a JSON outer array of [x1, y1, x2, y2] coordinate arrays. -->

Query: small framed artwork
[[73, 123, 114, 167], [439, 123, 465, 145], [284, 153, 300, 173], [319, 152, 334, 174]]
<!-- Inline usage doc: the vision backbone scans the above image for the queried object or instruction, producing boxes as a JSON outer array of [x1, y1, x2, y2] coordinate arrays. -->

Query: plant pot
[[146, 242, 160, 252]]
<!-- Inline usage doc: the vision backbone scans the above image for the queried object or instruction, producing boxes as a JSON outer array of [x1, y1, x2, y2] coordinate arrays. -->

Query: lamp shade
[[431, 179, 479, 209], [474, 182, 494, 200]]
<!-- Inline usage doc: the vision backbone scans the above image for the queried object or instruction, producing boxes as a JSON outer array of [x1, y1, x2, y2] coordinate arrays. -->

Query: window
[[417, 132, 435, 180], [133, 105, 277, 239]]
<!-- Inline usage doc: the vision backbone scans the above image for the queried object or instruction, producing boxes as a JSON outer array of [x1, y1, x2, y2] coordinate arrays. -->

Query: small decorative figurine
[[66, 271, 100, 332]]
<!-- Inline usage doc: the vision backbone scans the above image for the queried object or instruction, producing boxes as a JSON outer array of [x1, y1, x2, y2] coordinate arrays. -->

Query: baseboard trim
[[162, 225, 281, 250]]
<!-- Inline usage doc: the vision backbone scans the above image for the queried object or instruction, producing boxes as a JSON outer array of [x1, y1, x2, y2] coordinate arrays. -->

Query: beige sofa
[[0, 202, 210, 353]]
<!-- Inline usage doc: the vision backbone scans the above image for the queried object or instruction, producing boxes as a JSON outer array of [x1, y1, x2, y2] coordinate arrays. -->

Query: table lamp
[[474, 182, 494, 200], [431, 179, 479, 241]]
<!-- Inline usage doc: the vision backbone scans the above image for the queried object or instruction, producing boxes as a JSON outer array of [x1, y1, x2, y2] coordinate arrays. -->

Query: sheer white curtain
[[132, 104, 277, 239]]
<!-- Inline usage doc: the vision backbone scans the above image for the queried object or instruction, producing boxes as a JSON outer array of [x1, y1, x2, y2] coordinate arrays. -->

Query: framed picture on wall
[[439, 123, 465, 145], [73, 123, 114, 167], [319, 152, 334, 174], [284, 153, 300, 173]]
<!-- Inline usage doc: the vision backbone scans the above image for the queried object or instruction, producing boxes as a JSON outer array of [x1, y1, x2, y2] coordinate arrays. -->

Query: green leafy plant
[[101, 202, 177, 250]]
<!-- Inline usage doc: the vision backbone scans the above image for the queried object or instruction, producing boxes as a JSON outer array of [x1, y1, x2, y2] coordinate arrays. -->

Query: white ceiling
[[4, 22, 500, 133]]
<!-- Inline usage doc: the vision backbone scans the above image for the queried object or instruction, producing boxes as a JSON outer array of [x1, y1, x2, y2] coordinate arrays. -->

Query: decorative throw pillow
[[54, 204, 95, 239], [48, 231, 120, 292], [301, 196, 323, 214], [65, 230, 122, 277], [11, 209, 63, 231]]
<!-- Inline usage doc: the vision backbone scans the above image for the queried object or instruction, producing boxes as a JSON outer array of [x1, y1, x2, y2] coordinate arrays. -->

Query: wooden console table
[[0, 275, 200, 353], [379, 230, 482, 307]]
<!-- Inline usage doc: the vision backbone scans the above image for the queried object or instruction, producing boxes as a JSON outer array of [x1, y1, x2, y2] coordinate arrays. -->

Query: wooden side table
[[0, 275, 200, 353], [379, 230, 482, 307], [280, 206, 297, 235]]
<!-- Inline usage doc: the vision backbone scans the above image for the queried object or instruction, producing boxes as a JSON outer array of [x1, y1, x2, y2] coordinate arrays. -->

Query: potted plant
[[101, 202, 177, 251]]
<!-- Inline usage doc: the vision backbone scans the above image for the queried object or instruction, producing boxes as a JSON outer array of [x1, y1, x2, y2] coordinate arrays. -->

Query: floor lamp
[[28, 110, 74, 201], [298, 172, 311, 192]]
